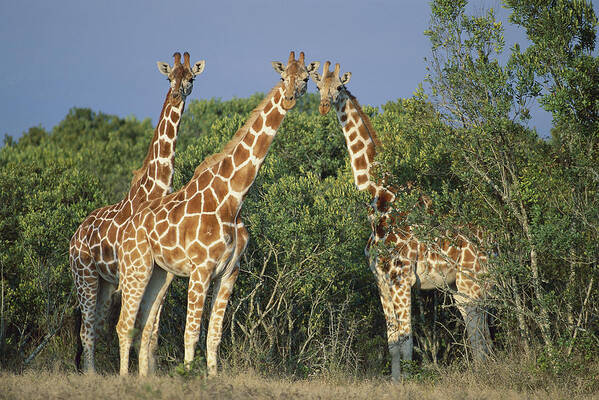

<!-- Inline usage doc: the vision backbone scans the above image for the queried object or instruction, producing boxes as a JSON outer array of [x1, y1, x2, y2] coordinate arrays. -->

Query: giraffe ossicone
[[69, 51, 204, 373], [310, 61, 492, 381], [116, 51, 317, 377]]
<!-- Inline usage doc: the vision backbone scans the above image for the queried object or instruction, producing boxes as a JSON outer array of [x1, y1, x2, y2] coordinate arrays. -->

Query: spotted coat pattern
[[310, 62, 491, 380], [69, 52, 203, 373], [116, 51, 315, 377]]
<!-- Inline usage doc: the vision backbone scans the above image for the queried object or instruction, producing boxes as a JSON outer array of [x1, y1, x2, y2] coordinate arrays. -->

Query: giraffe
[[309, 62, 491, 380], [69, 52, 205, 373], [116, 51, 319, 377]]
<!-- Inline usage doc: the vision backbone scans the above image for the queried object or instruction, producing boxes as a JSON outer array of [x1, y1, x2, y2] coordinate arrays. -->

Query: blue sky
[[1, 0, 581, 140]]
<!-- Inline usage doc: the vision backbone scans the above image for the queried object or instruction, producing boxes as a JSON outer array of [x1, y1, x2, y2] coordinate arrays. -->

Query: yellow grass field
[[1, 367, 597, 400]]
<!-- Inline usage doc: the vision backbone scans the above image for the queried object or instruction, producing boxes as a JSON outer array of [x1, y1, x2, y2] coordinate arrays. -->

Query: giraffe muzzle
[[282, 96, 296, 110], [319, 102, 331, 115]]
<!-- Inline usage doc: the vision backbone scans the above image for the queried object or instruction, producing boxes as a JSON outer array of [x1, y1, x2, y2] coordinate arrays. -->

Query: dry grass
[[1, 362, 598, 400]]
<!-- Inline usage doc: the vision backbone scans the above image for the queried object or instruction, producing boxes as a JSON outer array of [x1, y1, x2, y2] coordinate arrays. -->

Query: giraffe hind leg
[[71, 251, 99, 374], [136, 266, 174, 376]]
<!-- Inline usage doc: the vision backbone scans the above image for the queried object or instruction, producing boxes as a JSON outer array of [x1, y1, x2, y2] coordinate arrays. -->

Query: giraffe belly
[[415, 261, 457, 290]]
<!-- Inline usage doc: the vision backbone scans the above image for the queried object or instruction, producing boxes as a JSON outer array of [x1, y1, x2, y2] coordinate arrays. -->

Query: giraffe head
[[308, 61, 352, 115], [271, 51, 318, 110], [157, 52, 205, 106]]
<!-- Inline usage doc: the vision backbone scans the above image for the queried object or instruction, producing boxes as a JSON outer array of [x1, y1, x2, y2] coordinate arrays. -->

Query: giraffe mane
[[192, 83, 283, 177], [346, 90, 382, 149], [130, 88, 173, 186]]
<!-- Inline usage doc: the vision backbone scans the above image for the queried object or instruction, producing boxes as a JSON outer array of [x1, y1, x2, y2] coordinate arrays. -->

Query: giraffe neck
[[131, 88, 184, 198], [190, 84, 287, 208], [334, 90, 394, 209]]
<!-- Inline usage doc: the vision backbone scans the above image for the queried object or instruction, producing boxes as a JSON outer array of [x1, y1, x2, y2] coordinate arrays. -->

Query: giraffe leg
[[184, 263, 214, 369], [116, 243, 154, 376], [95, 278, 118, 337], [371, 256, 414, 381], [136, 266, 174, 376], [204, 222, 247, 376], [454, 270, 491, 362], [205, 265, 239, 376], [71, 251, 98, 374]]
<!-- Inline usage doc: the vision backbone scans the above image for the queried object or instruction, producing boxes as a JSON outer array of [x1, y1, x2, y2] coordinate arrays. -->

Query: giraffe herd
[[70, 51, 490, 381]]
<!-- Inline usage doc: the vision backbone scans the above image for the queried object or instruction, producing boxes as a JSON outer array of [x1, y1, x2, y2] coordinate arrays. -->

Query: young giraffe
[[116, 51, 319, 376], [309, 62, 491, 380], [69, 52, 205, 373]]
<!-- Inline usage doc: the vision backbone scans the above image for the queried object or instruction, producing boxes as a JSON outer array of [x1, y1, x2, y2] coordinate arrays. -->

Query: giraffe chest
[[367, 224, 461, 290]]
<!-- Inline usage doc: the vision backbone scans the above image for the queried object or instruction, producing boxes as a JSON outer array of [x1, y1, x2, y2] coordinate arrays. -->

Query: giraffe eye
[[337, 85, 342, 90]]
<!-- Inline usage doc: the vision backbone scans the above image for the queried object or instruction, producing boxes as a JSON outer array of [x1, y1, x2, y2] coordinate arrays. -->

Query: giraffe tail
[[74, 306, 83, 373]]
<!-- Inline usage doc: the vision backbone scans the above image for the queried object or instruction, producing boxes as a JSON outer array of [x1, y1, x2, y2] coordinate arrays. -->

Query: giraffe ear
[[271, 61, 285, 75], [307, 62, 321, 77], [192, 60, 205, 76], [157, 61, 172, 76], [340, 72, 352, 85], [307, 62, 322, 84]]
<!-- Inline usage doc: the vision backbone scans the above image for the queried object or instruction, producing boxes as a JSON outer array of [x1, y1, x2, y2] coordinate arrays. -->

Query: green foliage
[[1, 3, 598, 382]]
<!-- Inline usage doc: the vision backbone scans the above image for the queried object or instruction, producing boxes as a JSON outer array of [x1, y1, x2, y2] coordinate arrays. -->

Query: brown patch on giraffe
[[170, 109, 180, 124], [208, 241, 225, 259], [169, 202, 186, 225], [231, 163, 256, 193], [218, 156, 234, 179], [159, 119, 166, 134], [187, 241, 207, 264], [340, 113, 347, 123], [265, 109, 284, 129], [165, 246, 185, 266], [187, 193, 203, 215], [212, 177, 228, 203], [165, 123, 175, 139], [354, 154, 368, 171], [196, 170, 213, 190], [253, 133, 272, 159], [217, 197, 236, 222], [358, 125, 371, 142], [384, 233, 397, 245], [251, 114, 263, 133], [106, 224, 118, 244], [376, 221, 387, 239], [243, 132, 256, 147], [463, 249, 475, 264], [376, 191, 393, 212], [367, 184, 377, 198], [447, 246, 460, 260], [350, 141, 364, 153], [162, 226, 178, 248], [233, 145, 250, 167], [198, 214, 219, 244], [273, 89, 281, 104], [180, 216, 197, 247], [156, 207, 168, 223], [159, 140, 172, 158], [185, 180, 198, 197], [366, 144, 376, 164], [379, 258, 391, 273], [348, 131, 357, 142], [263, 99, 274, 115], [202, 189, 218, 213], [356, 174, 368, 187]]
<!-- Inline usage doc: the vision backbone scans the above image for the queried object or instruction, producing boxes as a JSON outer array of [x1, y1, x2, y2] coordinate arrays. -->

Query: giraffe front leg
[[454, 270, 491, 362], [184, 264, 213, 370], [372, 255, 414, 381], [136, 266, 174, 376], [116, 250, 154, 376], [206, 265, 240, 376]]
